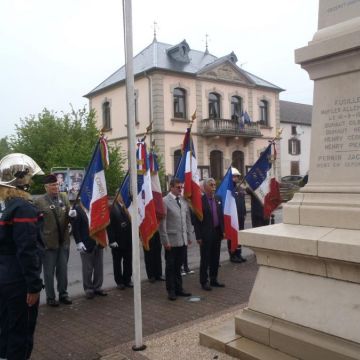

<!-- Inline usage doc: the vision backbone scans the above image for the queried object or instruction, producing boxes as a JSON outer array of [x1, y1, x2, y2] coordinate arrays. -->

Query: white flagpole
[[122, 0, 146, 351]]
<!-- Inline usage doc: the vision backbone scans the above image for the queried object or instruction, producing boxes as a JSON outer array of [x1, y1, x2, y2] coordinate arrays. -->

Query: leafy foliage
[[9, 107, 125, 194], [0, 137, 10, 159]]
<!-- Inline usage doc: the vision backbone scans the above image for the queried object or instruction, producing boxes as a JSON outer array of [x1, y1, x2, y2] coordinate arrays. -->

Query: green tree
[[0, 137, 10, 159], [9, 107, 125, 194]]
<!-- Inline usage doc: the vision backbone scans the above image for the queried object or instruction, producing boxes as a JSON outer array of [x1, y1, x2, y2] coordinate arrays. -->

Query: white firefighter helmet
[[231, 167, 241, 176], [0, 153, 44, 189]]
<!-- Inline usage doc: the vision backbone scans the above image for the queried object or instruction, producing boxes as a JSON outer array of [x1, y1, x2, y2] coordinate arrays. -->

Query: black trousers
[[165, 246, 185, 294], [0, 281, 39, 360], [227, 218, 245, 255], [252, 216, 270, 228], [111, 247, 132, 285], [199, 228, 222, 285], [143, 232, 163, 279]]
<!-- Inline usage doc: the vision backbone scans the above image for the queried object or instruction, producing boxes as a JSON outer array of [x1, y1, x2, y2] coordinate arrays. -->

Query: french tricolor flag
[[244, 142, 282, 219], [216, 167, 239, 252], [149, 150, 165, 223], [136, 141, 158, 250], [119, 141, 158, 250], [79, 137, 110, 247], [175, 126, 203, 221]]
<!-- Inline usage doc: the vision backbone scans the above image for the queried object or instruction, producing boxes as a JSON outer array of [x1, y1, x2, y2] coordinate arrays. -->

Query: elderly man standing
[[194, 177, 225, 291], [159, 178, 195, 301], [35, 174, 73, 307]]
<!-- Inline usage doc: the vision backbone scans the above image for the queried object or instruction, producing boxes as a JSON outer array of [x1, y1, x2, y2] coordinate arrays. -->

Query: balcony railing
[[201, 118, 263, 137]]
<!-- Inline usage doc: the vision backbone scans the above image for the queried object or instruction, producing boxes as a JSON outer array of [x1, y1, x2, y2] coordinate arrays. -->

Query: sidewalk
[[32, 255, 258, 360]]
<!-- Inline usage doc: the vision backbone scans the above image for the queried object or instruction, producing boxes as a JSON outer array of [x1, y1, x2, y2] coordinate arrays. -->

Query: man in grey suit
[[159, 178, 195, 301]]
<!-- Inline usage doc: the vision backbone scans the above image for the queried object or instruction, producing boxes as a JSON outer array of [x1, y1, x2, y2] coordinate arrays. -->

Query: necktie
[[176, 196, 181, 208]]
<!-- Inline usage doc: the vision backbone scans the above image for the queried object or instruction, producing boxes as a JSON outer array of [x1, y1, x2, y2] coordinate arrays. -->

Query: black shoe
[[149, 277, 156, 283], [239, 255, 247, 262], [156, 276, 166, 281], [86, 292, 95, 299], [201, 283, 212, 291], [230, 256, 243, 263], [176, 290, 192, 297], [47, 299, 59, 307], [124, 282, 133, 288], [59, 296, 72, 305], [210, 281, 225, 288], [168, 292, 177, 301], [116, 284, 125, 290], [94, 290, 108, 296]]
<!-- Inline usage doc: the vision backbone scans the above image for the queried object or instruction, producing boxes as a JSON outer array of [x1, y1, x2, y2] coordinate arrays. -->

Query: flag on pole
[[119, 141, 158, 250], [216, 167, 239, 252], [79, 136, 110, 247], [175, 125, 203, 220], [149, 149, 166, 223], [244, 142, 282, 219], [244, 111, 252, 124]]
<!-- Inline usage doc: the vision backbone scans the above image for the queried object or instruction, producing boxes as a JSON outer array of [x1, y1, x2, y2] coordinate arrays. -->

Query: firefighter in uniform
[[0, 153, 44, 360]]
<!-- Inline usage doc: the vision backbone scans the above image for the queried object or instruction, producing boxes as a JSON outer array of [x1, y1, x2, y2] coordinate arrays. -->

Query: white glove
[[109, 242, 119, 248], [68, 209, 77, 218], [76, 242, 87, 252]]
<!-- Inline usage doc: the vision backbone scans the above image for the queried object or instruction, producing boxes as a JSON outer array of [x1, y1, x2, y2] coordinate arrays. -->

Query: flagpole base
[[132, 344, 146, 351]]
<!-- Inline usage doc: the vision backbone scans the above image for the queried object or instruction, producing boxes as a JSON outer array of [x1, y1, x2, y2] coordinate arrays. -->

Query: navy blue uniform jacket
[[0, 197, 43, 293]]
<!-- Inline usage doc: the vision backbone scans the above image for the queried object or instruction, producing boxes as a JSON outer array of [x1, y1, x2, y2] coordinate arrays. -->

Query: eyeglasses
[[209, 183, 216, 187], [175, 185, 183, 189]]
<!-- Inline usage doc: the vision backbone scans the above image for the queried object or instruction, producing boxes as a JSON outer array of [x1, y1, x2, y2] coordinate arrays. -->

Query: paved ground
[[32, 255, 258, 360]]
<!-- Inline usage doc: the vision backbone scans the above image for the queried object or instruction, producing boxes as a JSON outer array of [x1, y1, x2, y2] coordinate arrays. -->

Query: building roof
[[279, 100, 312, 126], [85, 39, 283, 97]]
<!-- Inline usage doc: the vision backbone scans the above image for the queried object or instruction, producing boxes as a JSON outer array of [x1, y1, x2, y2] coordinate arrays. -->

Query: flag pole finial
[[189, 110, 196, 129]]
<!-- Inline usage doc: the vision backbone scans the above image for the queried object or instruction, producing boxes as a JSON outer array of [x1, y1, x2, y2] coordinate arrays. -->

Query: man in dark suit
[[194, 177, 225, 291], [107, 196, 133, 290]]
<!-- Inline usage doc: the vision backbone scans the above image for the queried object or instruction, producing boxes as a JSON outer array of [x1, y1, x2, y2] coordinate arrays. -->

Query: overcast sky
[[0, 0, 319, 138]]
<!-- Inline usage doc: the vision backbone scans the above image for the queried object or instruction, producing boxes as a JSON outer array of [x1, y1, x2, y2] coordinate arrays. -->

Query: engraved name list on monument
[[317, 96, 360, 170]]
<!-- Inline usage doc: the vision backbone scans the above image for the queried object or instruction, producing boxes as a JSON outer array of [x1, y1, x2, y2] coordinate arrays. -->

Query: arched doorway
[[232, 150, 244, 175], [210, 150, 223, 180]]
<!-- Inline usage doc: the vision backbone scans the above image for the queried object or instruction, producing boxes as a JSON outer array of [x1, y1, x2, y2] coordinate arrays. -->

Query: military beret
[[43, 174, 58, 184]]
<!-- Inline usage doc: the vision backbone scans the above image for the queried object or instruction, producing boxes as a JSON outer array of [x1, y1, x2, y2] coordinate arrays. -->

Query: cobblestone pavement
[[32, 255, 258, 360]]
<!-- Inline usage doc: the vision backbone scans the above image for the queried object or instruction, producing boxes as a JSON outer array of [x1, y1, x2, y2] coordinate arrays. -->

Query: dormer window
[[166, 40, 190, 63]]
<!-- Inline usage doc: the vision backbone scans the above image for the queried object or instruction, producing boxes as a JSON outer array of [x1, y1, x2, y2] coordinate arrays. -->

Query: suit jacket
[[71, 205, 99, 253], [159, 193, 195, 247], [34, 192, 70, 249], [194, 194, 224, 242], [107, 202, 132, 250]]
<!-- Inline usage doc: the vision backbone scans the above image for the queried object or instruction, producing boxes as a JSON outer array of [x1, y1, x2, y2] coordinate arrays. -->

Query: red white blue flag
[[175, 125, 203, 220], [216, 167, 239, 252], [79, 136, 110, 247], [119, 141, 158, 250], [244, 142, 282, 219], [149, 149, 165, 223]]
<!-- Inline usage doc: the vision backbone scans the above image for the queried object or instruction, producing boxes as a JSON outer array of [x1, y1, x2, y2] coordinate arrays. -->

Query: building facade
[[85, 39, 284, 180], [279, 100, 312, 177]]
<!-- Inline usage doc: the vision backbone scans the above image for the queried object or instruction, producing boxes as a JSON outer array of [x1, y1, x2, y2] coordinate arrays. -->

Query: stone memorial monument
[[200, 1, 360, 358]]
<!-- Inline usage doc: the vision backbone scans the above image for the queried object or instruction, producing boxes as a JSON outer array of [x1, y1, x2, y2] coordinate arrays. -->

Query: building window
[[173, 88, 186, 119], [291, 161, 300, 175], [209, 92, 221, 119], [231, 96, 242, 121], [288, 138, 301, 155], [259, 100, 268, 126], [210, 150, 223, 180], [291, 125, 297, 135], [232, 151, 244, 175], [174, 149, 182, 174], [102, 101, 111, 130]]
